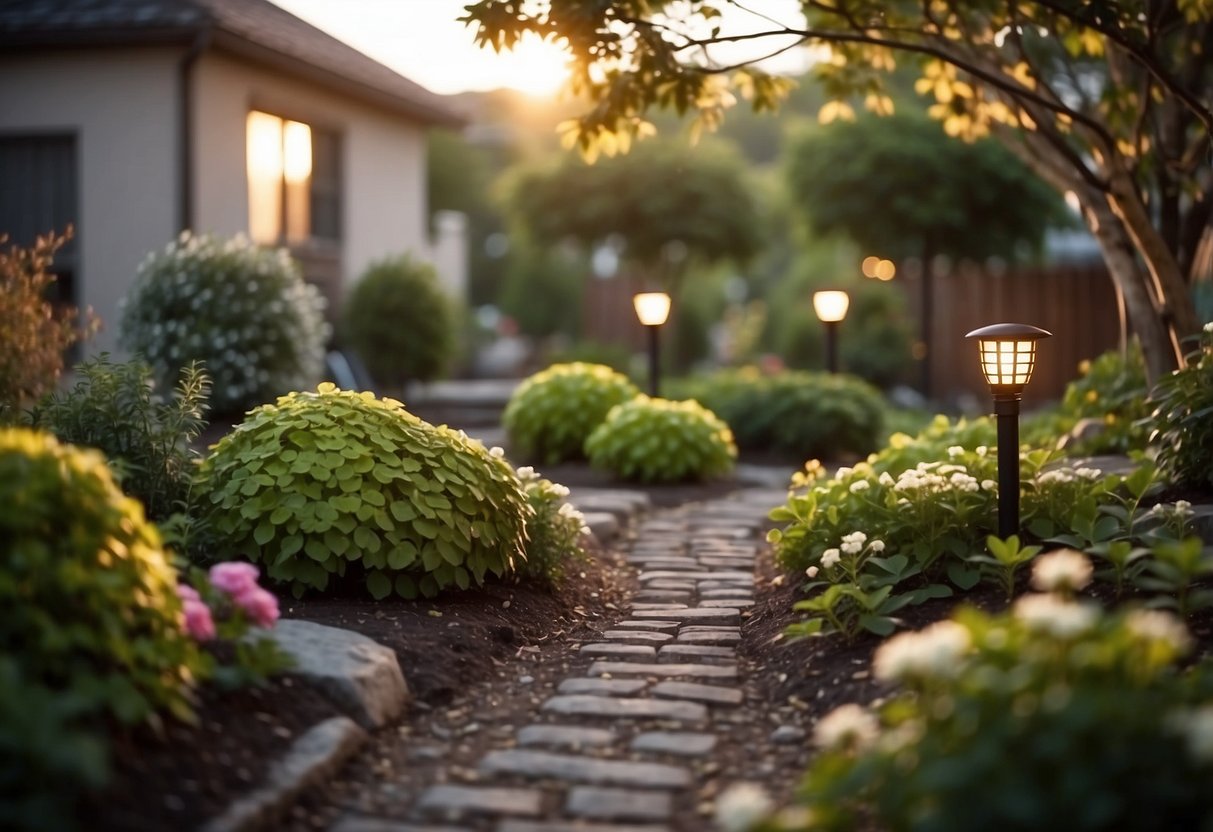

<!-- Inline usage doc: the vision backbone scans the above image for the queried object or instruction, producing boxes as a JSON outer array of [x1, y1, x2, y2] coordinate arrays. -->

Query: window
[[0, 134, 79, 305], [246, 111, 340, 245]]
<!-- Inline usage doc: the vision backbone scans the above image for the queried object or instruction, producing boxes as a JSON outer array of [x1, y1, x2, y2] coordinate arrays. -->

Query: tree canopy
[[463, 0, 1213, 381]]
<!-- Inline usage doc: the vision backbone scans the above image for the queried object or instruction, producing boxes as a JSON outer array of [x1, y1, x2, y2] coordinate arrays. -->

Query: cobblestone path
[[330, 488, 785, 832]]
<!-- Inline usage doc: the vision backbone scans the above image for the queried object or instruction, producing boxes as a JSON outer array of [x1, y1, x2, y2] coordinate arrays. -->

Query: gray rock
[[268, 620, 408, 729], [632, 608, 741, 625], [566, 786, 673, 821], [557, 678, 649, 696], [676, 631, 741, 645], [582, 511, 620, 543], [640, 570, 752, 583], [579, 643, 658, 659], [614, 619, 681, 631], [631, 731, 718, 756], [652, 680, 742, 706], [417, 785, 543, 818], [479, 750, 691, 788], [516, 724, 616, 749], [541, 694, 707, 723], [602, 630, 673, 643], [770, 725, 807, 744], [499, 821, 671, 832], [658, 644, 736, 664], [331, 817, 472, 832], [588, 661, 738, 680], [699, 588, 754, 599], [699, 598, 755, 608], [202, 717, 366, 832]]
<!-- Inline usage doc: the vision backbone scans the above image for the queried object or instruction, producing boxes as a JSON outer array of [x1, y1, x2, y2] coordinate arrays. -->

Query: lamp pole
[[965, 323, 1052, 539], [824, 320, 840, 375], [646, 323, 661, 397], [633, 292, 671, 398]]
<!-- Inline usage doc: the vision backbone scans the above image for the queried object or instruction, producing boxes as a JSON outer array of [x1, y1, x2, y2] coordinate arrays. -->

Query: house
[[0, 0, 465, 353]]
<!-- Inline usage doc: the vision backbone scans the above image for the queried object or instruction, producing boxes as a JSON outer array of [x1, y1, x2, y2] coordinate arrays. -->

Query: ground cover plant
[[503, 362, 639, 464], [198, 383, 534, 600], [674, 368, 885, 461], [585, 395, 737, 483], [342, 254, 456, 388], [1150, 324, 1213, 491], [120, 232, 329, 414]]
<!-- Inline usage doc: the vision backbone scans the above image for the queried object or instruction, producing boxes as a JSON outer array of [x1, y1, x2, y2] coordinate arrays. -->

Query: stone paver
[[588, 661, 738, 680], [416, 785, 543, 817], [499, 822, 670, 832], [479, 750, 691, 788], [541, 695, 707, 723], [631, 608, 741, 625], [651, 681, 743, 706], [631, 731, 718, 756], [516, 725, 617, 749], [675, 631, 741, 645], [601, 630, 673, 643], [557, 678, 649, 697], [614, 619, 680, 631], [578, 643, 657, 660], [566, 786, 673, 821]]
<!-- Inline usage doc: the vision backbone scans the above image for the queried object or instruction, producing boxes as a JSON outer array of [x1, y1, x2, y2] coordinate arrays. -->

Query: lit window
[[246, 111, 339, 245]]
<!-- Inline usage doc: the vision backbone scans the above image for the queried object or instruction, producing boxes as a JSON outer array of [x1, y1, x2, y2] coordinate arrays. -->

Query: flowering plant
[[1148, 322, 1213, 490], [514, 466, 589, 586], [177, 561, 290, 688], [760, 553, 1213, 832]]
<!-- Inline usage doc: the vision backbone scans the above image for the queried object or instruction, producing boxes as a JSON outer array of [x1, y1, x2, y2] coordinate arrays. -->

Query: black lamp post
[[813, 290, 850, 374], [633, 291, 671, 397], [965, 322, 1052, 538]]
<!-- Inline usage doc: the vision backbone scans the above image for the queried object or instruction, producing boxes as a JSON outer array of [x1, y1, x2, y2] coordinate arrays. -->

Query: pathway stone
[[541, 695, 708, 723], [631, 731, 718, 756], [588, 661, 738, 680], [651, 681, 743, 706], [479, 750, 692, 788], [566, 786, 673, 821], [601, 630, 673, 643], [578, 643, 657, 660], [657, 644, 736, 664], [631, 608, 741, 625], [516, 725, 616, 749], [556, 678, 649, 697], [499, 822, 671, 832], [676, 631, 741, 645], [416, 785, 543, 818]]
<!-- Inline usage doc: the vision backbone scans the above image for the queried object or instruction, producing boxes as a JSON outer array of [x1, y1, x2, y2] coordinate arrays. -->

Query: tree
[[463, 0, 1213, 382], [498, 137, 764, 289]]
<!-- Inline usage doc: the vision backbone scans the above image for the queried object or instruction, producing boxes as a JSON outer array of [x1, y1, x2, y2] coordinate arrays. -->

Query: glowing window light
[[247, 111, 283, 244], [283, 121, 313, 183], [965, 323, 1051, 395]]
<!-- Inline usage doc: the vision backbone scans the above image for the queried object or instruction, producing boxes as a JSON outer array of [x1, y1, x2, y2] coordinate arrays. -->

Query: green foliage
[[342, 254, 456, 387], [545, 340, 635, 375], [967, 534, 1043, 601], [1023, 341, 1150, 454], [768, 588, 1213, 832], [585, 396, 737, 483], [0, 230, 95, 422], [197, 384, 532, 599], [1148, 326, 1213, 489], [503, 362, 640, 464], [119, 232, 329, 414], [498, 245, 586, 340], [674, 368, 885, 460], [514, 467, 588, 587], [29, 354, 210, 525]]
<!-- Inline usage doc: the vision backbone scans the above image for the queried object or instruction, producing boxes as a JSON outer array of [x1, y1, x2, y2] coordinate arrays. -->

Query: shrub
[[1149, 324, 1213, 490], [29, 354, 210, 525], [503, 362, 639, 464], [0, 230, 96, 422], [342, 254, 455, 388], [676, 368, 886, 460], [767, 558, 1213, 832], [119, 231, 329, 414], [585, 396, 737, 483], [514, 466, 589, 586], [196, 384, 532, 599]]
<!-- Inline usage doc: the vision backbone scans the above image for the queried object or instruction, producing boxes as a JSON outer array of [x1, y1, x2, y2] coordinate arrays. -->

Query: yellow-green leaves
[[585, 395, 736, 483]]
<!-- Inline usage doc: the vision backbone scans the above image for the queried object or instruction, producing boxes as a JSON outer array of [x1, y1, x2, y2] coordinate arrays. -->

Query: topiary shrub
[[585, 396, 737, 483], [119, 231, 329, 414], [0, 230, 96, 423], [196, 383, 532, 599], [1149, 325, 1213, 490], [503, 362, 640, 464], [29, 354, 210, 526], [675, 368, 886, 460], [342, 254, 456, 388]]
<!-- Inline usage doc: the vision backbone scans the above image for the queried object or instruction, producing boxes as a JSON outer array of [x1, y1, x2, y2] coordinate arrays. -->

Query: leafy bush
[[119, 232, 329, 414], [503, 362, 639, 464], [676, 368, 885, 460], [0, 428, 200, 726], [0, 230, 96, 422], [1149, 325, 1213, 490], [1023, 341, 1150, 454], [514, 466, 589, 586], [766, 556, 1213, 832], [29, 354, 210, 525], [342, 254, 456, 387], [197, 384, 532, 599], [585, 396, 737, 483]]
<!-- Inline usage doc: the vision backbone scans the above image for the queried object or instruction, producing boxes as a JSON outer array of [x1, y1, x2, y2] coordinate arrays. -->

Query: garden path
[[321, 486, 787, 832]]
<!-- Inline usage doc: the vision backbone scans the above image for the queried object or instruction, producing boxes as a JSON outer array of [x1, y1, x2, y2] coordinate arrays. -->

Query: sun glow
[[490, 32, 572, 96]]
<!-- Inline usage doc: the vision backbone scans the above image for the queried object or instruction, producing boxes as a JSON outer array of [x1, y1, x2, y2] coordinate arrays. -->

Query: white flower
[[1125, 609, 1191, 652], [835, 466, 854, 479], [489, 446, 505, 459], [981, 479, 997, 491], [821, 548, 841, 569], [849, 480, 871, 494], [842, 531, 867, 546], [873, 621, 972, 682], [878, 471, 895, 487], [715, 782, 773, 832], [550, 483, 571, 498], [869, 539, 885, 553], [1168, 705, 1213, 762], [1030, 549, 1094, 593], [1204, 321, 1213, 334], [1075, 467, 1103, 480], [947, 445, 964, 459], [806, 566, 819, 579], [976, 445, 989, 457], [1013, 594, 1098, 638], [1175, 500, 1193, 515], [841, 540, 862, 555], [515, 466, 535, 480], [812, 704, 880, 750]]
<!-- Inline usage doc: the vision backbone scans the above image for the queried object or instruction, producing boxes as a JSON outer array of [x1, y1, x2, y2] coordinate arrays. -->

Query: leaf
[[860, 615, 896, 636], [948, 563, 982, 590], [366, 570, 391, 600], [253, 521, 275, 546], [304, 538, 329, 562]]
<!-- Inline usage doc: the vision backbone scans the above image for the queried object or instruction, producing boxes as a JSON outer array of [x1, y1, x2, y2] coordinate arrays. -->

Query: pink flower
[[234, 587, 280, 628], [183, 599, 216, 641], [176, 583, 201, 603], [209, 561, 260, 596]]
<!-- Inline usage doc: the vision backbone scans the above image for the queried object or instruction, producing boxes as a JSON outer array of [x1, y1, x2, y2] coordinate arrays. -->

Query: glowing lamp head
[[813, 290, 850, 323], [633, 292, 671, 327], [965, 322, 1052, 396]]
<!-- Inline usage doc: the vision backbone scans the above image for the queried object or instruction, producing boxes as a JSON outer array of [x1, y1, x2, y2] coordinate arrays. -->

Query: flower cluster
[[177, 561, 280, 641], [515, 465, 589, 586], [872, 620, 971, 682]]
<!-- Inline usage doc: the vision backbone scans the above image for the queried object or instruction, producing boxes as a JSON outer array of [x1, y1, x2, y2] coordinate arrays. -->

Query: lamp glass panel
[[813, 290, 850, 322], [978, 339, 1037, 387], [634, 292, 671, 326]]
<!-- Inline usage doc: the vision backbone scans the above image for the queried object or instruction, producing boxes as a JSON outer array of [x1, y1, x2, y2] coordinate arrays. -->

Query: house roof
[[0, 0, 465, 127]]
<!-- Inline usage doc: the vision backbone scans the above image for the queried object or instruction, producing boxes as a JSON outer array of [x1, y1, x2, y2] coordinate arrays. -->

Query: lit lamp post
[[965, 322, 1052, 538], [633, 291, 671, 397], [813, 290, 850, 374]]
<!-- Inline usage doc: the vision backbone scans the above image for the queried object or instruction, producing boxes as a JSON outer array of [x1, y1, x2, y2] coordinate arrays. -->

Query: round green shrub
[[0, 428, 198, 726], [342, 254, 455, 387], [677, 368, 886, 460], [119, 231, 329, 414], [1149, 326, 1213, 490], [197, 383, 532, 599], [503, 362, 640, 464], [585, 396, 737, 483]]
